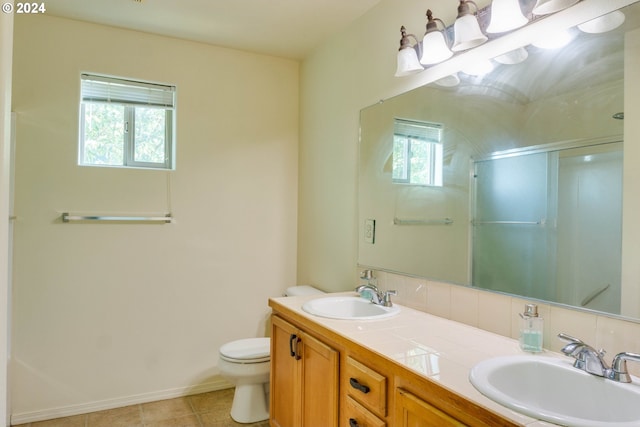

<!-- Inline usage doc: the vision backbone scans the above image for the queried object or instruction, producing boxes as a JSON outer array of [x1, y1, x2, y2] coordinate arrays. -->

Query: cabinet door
[[271, 315, 339, 427], [395, 388, 466, 427], [271, 316, 302, 427], [300, 331, 339, 427]]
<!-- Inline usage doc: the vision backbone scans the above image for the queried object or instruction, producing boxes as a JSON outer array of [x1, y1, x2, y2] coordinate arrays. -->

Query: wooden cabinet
[[270, 315, 339, 427], [395, 388, 466, 427], [269, 298, 520, 427]]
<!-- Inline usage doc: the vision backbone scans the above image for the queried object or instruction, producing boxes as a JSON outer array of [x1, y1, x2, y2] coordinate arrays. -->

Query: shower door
[[472, 152, 556, 300], [472, 142, 622, 312]]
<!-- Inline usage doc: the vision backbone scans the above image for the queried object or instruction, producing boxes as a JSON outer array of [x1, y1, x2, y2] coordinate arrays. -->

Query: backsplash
[[373, 270, 640, 376]]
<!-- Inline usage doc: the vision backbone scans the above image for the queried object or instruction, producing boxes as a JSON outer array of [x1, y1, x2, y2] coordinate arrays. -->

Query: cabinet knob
[[349, 418, 360, 427], [349, 377, 371, 394]]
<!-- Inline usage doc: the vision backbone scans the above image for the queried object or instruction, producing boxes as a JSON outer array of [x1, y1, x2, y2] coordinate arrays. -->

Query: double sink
[[300, 294, 640, 426]]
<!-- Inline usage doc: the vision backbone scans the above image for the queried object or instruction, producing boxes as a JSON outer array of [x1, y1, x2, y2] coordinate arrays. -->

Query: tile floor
[[12, 388, 270, 427]]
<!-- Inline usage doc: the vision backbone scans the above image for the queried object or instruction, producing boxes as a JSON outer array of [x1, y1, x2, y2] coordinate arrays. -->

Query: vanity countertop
[[269, 291, 565, 427]]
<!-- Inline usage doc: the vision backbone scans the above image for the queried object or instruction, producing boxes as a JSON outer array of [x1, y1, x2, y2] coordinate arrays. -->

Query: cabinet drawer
[[343, 396, 386, 427], [344, 356, 387, 417]]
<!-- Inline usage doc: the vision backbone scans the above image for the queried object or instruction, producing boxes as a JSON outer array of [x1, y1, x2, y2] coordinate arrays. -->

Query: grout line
[[194, 412, 204, 427], [185, 395, 204, 427], [138, 403, 145, 427]]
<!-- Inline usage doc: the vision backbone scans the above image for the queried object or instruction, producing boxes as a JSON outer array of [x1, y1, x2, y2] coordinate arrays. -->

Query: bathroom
[[1, 0, 640, 425]]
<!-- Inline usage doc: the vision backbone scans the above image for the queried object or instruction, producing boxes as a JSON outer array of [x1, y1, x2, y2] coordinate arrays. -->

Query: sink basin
[[301, 296, 400, 320], [470, 355, 640, 426]]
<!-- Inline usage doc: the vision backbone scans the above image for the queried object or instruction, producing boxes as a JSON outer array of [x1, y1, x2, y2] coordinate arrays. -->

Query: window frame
[[79, 73, 176, 170], [392, 118, 444, 187]]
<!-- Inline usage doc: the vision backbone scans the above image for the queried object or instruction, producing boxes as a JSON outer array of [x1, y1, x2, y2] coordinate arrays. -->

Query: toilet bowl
[[219, 286, 324, 423], [219, 337, 271, 423]]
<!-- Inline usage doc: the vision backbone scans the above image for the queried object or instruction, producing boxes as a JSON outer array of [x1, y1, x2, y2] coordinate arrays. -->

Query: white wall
[[0, 3, 14, 426], [11, 15, 298, 422]]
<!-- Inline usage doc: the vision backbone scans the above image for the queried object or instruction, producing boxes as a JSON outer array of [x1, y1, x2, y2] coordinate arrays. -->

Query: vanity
[[269, 293, 538, 427]]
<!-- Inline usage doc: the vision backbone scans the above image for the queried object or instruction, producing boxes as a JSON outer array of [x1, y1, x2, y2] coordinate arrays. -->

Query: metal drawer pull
[[288, 334, 301, 360], [289, 334, 296, 357], [349, 377, 370, 394]]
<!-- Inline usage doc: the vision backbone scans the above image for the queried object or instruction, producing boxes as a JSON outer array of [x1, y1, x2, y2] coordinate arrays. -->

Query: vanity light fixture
[[392, 0, 589, 77], [532, 0, 580, 15], [420, 9, 454, 65], [578, 10, 626, 34], [395, 26, 424, 77], [487, 0, 528, 33], [452, 0, 488, 52]]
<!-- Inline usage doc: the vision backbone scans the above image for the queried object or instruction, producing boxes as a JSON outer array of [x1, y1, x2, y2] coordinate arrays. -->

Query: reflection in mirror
[[359, 2, 639, 318], [472, 143, 622, 313]]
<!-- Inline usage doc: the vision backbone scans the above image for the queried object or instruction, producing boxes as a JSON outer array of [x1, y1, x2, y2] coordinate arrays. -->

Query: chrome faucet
[[558, 333, 640, 383], [355, 270, 397, 307], [355, 284, 383, 304], [558, 333, 609, 376]]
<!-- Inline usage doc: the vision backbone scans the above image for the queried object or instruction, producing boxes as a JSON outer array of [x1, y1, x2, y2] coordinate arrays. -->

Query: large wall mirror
[[359, 1, 640, 319]]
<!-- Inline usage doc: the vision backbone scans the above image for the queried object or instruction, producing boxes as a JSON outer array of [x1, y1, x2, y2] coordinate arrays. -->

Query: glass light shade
[[434, 73, 460, 87], [532, 29, 572, 49], [452, 14, 488, 51], [532, 0, 579, 15], [578, 11, 625, 34], [461, 59, 494, 76], [487, 0, 528, 33], [395, 47, 424, 77], [420, 31, 453, 65], [493, 47, 528, 64]]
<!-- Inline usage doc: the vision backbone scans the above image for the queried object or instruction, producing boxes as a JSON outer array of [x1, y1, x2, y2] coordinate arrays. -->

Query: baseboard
[[10, 378, 233, 425]]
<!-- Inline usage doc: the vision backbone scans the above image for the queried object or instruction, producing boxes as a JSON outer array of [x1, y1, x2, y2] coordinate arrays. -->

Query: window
[[392, 119, 443, 187], [79, 74, 176, 169]]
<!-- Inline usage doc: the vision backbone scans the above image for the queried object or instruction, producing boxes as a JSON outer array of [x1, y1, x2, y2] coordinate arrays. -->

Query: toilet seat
[[220, 337, 270, 363]]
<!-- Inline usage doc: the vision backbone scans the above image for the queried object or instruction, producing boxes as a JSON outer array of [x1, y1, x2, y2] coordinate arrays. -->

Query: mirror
[[359, 1, 639, 318]]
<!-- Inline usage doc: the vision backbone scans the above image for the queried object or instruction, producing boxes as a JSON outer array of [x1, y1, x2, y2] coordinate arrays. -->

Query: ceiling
[[43, 0, 384, 60]]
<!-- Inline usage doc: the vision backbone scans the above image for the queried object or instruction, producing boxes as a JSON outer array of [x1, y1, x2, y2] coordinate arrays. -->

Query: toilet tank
[[284, 285, 324, 296]]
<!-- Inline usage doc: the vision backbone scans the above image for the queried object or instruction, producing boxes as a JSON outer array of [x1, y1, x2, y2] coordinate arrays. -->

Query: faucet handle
[[558, 333, 585, 345], [558, 333, 586, 356], [608, 352, 640, 383], [382, 290, 397, 307]]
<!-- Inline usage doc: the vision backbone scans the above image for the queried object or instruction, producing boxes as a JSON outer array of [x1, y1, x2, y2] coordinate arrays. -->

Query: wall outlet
[[364, 219, 375, 244]]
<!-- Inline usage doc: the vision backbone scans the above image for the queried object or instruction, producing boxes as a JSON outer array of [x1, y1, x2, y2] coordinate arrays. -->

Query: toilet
[[218, 285, 324, 423]]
